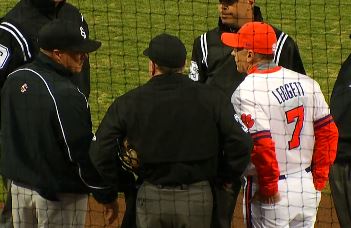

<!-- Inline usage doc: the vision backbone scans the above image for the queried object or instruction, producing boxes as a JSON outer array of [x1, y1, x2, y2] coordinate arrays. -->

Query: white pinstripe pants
[[11, 183, 88, 228]]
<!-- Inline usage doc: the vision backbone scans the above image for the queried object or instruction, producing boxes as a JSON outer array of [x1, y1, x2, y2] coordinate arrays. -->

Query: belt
[[12, 181, 34, 189], [12, 181, 59, 201], [156, 184, 189, 190], [154, 180, 209, 190], [278, 166, 311, 180]]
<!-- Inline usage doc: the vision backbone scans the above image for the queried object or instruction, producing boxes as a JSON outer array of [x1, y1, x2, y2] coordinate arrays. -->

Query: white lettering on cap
[[80, 26, 86, 39]]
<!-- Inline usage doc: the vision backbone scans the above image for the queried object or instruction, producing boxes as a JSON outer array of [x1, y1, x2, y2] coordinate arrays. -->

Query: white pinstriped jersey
[[232, 65, 330, 176]]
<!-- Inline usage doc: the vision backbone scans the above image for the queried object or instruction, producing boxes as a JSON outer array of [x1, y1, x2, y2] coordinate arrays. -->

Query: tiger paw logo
[[241, 113, 254, 129], [20, 83, 28, 93]]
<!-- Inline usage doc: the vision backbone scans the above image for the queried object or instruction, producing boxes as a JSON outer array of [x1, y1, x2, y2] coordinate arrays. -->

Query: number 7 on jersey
[[285, 106, 304, 150]]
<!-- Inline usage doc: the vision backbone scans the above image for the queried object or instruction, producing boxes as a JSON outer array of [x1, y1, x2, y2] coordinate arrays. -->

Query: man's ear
[[247, 50, 254, 63], [151, 61, 156, 76], [52, 49, 62, 63], [248, 0, 255, 5]]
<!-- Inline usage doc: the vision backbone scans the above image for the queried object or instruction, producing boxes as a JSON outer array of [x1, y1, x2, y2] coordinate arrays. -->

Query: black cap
[[30, 0, 62, 13], [38, 19, 101, 53], [219, 0, 237, 4], [143, 33, 186, 68]]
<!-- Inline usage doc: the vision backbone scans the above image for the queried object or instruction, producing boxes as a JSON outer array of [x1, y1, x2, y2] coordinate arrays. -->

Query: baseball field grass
[[0, 0, 350, 201], [1, 0, 351, 128]]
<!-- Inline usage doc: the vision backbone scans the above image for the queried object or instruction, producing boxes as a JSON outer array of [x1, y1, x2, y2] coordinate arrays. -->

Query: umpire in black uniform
[[329, 49, 351, 227], [0, 0, 92, 98], [89, 33, 253, 228]]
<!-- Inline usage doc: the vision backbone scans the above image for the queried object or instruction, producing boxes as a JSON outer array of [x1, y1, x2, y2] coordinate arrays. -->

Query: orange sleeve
[[312, 115, 338, 191], [251, 131, 280, 197]]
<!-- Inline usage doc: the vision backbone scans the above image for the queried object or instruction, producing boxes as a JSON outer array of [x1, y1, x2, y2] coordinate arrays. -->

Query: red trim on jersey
[[312, 118, 338, 191], [251, 130, 272, 141], [314, 115, 334, 130], [251, 135, 279, 197], [248, 65, 282, 74]]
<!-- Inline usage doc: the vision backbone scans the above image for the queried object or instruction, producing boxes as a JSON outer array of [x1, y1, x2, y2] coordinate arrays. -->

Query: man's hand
[[103, 200, 119, 225], [222, 182, 234, 194], [252, 191, 281, 204]]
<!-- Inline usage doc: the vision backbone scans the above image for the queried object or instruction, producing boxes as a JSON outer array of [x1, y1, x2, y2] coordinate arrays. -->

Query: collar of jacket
[[25, 0, 65, 18], [36, 52, 74, 78], [218, 5, 264, 33], [148, 73, 186, 84]]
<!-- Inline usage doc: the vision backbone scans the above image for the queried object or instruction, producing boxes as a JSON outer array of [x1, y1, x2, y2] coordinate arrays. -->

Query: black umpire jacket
[[189, 6, 306, 97], [0, 52, 115, 203], [90, 73, 253, 187], [330, 53, 351, 163], [0, 0, 91, 99]]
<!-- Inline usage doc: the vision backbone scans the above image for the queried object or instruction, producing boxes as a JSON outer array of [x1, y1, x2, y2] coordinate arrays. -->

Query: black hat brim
[[69, 39, 102, 53], [143, 48, 150, 57]]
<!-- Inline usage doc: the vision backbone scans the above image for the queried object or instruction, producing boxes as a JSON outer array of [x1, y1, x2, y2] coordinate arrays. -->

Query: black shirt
[[1, 52, 115, 202], [330, 53, 351, 162], [0, 0, 91, 98], [189, 6, 306, 97], [90, 73, 253, 186]]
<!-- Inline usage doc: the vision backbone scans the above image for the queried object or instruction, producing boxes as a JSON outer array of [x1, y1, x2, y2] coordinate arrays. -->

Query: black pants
[[211, 181, 241, 228], [329, 162, 351, 227]]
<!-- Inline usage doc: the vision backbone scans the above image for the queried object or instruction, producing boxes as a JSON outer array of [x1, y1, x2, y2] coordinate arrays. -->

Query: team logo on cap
[[272, 42, 277, 54], [80, 26, 87, 39], [20, 83, 28, 93]]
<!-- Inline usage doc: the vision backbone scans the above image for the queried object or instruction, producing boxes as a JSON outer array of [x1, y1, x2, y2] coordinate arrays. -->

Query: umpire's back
[[90, 33, 252, 228], [94, 33, 252, 186], [119, 72, 238, 183]]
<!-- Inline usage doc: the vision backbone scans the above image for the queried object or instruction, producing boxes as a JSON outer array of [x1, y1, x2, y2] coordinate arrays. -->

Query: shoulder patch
[[189, 61, 199, 81], [20, 83, 28, 93], [234, 113, 249, 133], [0, 44, 10, 69]]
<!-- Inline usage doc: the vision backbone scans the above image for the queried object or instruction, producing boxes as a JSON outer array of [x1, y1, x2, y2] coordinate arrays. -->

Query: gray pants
[[0, 133, 13, 228], [11, 183, 88, 228], [136, 181, 212, 228], [329, 162, 351, 227]]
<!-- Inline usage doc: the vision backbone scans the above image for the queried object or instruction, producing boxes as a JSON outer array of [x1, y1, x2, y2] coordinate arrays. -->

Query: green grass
[[0, 0, 349, 198], [0, 176, 6, 202], [2, 0, 350, 127]]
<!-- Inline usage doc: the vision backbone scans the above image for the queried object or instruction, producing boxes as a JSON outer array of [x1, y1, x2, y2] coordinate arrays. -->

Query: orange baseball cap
[[221, 22, 277, 55]]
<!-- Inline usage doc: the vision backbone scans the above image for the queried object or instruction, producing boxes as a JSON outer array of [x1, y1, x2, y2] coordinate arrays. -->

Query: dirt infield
[[0, 191, 340, 227], [85, 191, 341, 228]]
